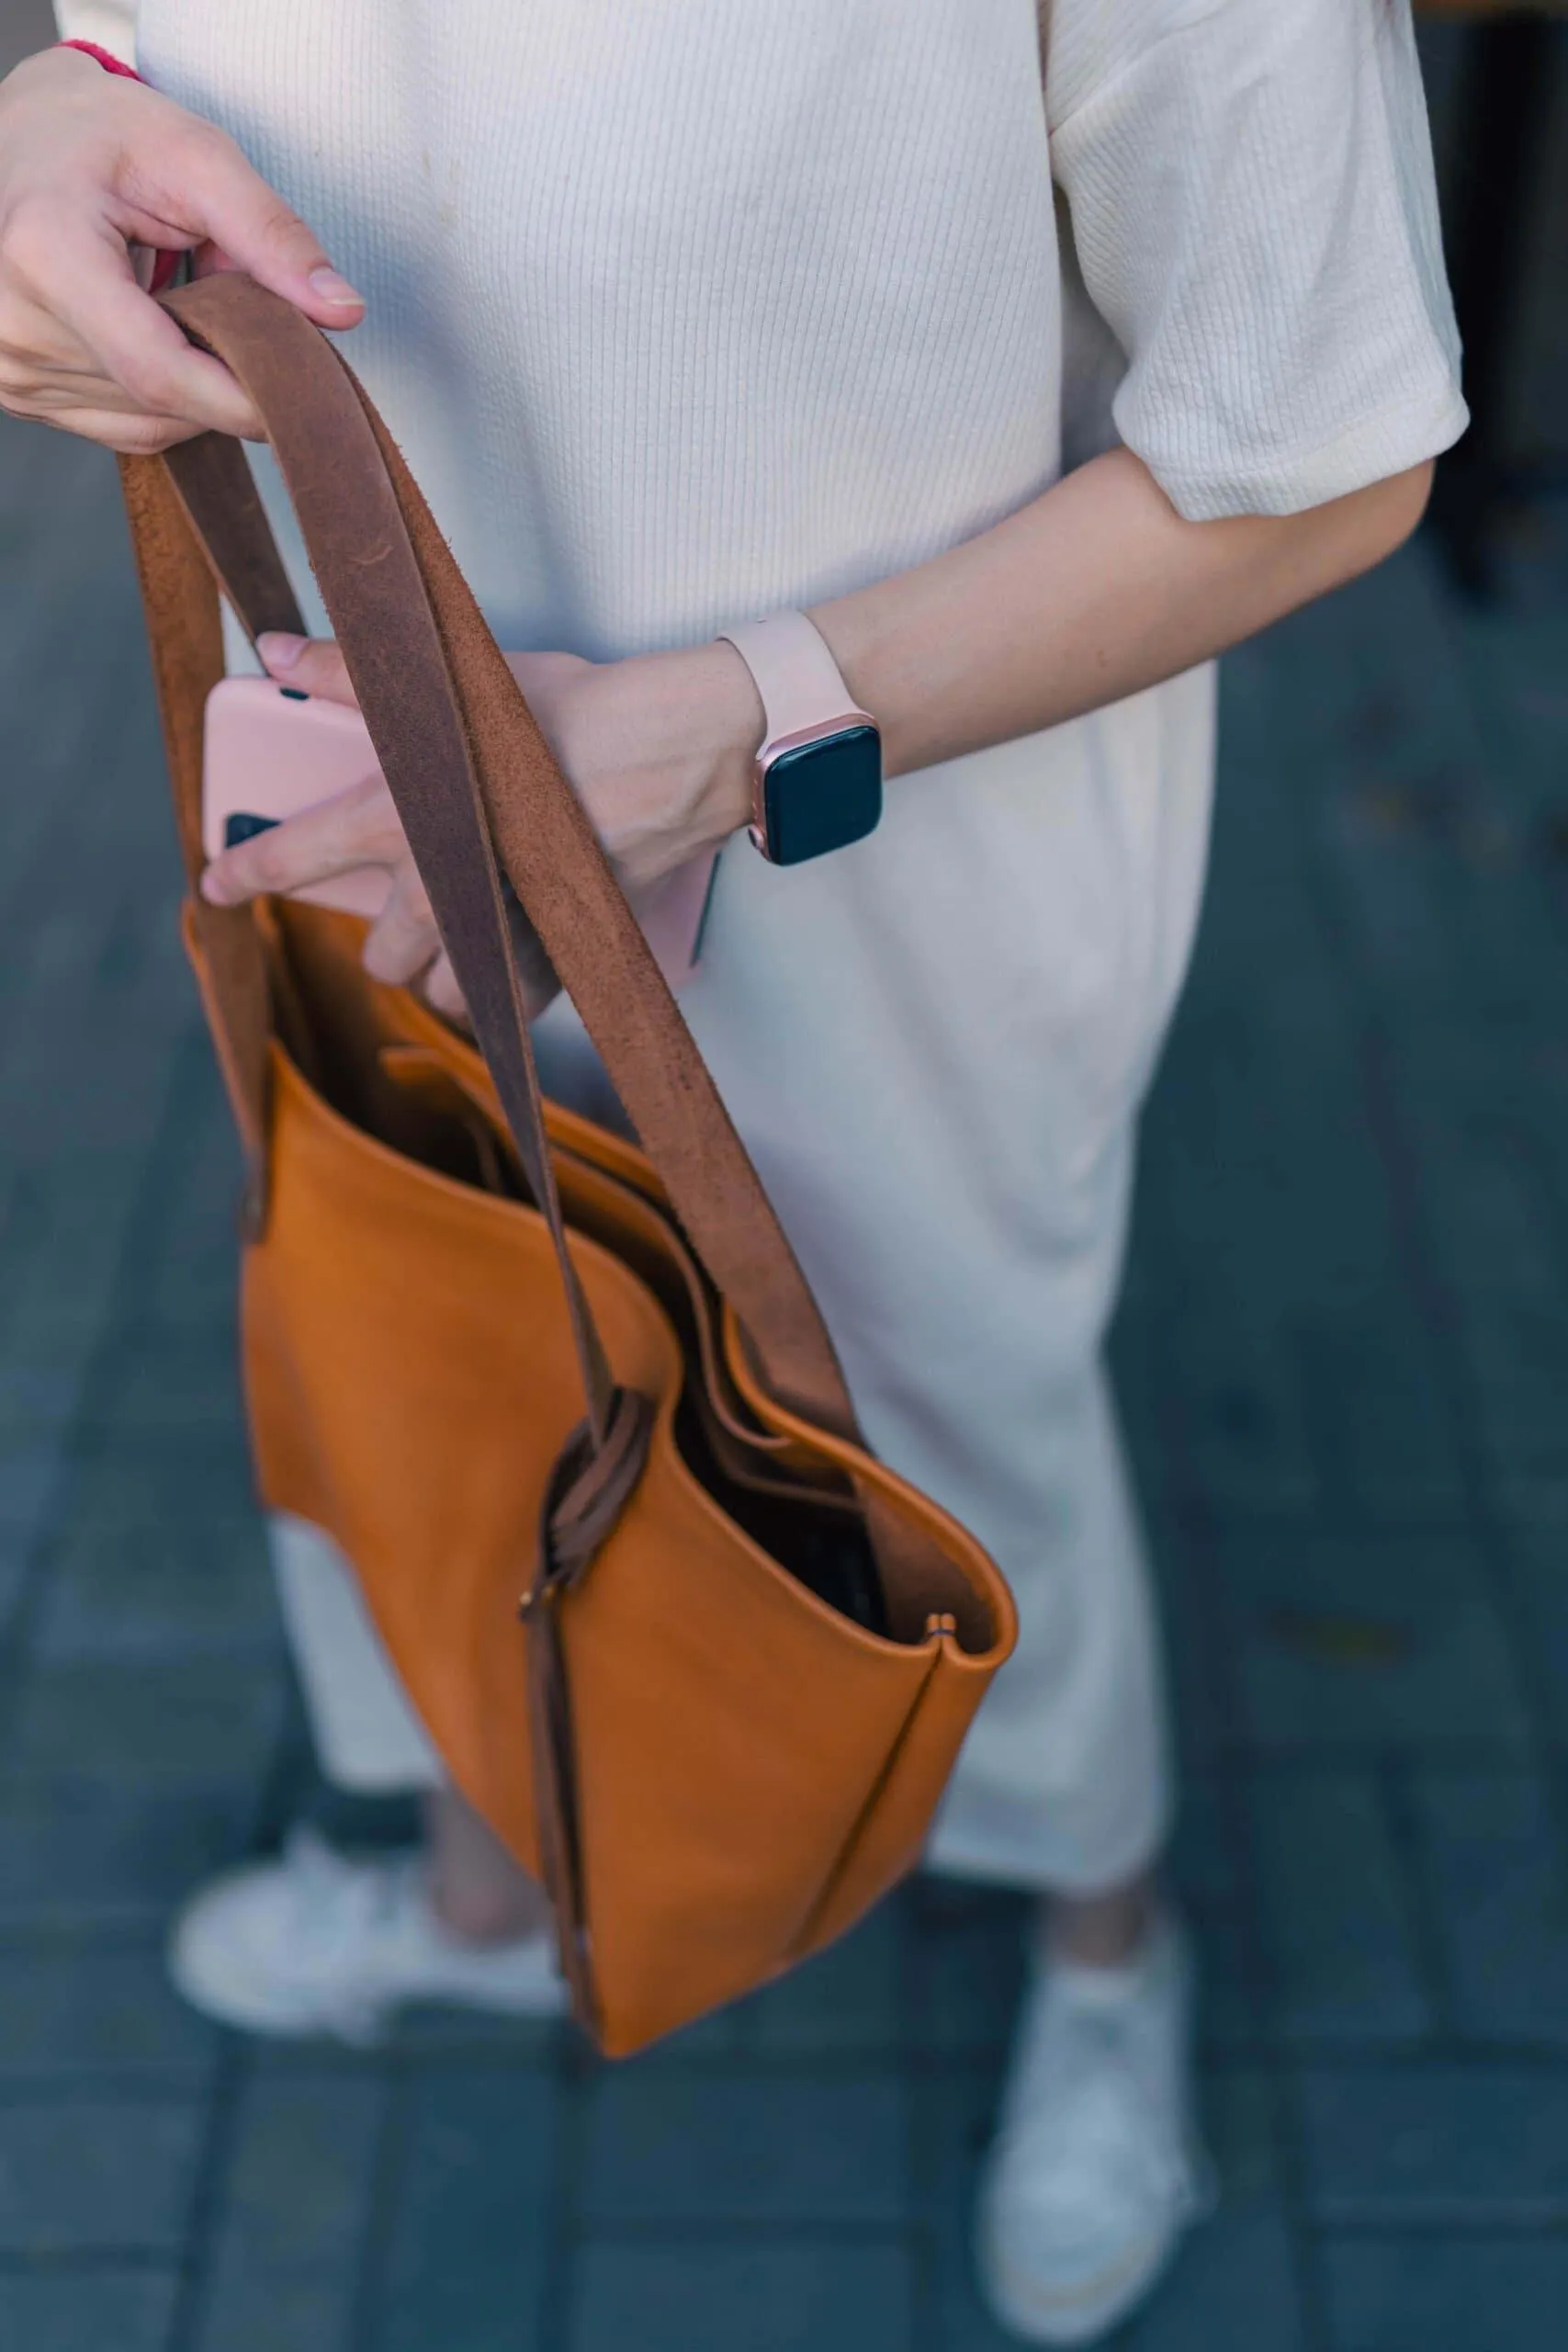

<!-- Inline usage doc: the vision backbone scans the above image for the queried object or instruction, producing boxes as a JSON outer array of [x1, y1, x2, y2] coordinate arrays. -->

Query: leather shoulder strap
[[130, 274, 862, 1448], [118, 447, 274, 1223]]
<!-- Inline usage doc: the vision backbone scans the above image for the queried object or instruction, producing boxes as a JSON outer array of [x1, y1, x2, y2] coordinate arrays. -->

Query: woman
[[3, 4, 1462, 2339]]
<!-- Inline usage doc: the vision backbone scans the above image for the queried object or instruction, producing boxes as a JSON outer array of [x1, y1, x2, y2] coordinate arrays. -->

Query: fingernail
[[308, 266, 363, 308], [258, 631, 305, 671]]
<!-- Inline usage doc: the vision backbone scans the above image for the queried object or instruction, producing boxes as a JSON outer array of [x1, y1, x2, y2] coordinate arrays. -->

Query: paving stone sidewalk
[[6, 304, 1568, 2352]]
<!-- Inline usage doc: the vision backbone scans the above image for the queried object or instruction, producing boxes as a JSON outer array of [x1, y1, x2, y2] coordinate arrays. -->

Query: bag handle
[[125, 272, 864, 1454], [125, 334, 626, 1450]]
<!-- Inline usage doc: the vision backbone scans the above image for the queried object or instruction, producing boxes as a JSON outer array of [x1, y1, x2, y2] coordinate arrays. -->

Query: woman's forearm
[[205, 447, 1437, 937], [810, 447, 1433, 781]]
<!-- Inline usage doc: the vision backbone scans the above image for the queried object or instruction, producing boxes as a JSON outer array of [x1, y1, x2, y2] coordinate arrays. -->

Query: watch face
[[760, 725, 883, 866]]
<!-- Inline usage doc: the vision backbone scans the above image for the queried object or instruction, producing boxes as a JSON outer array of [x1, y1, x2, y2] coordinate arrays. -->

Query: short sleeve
[[1045, 0, 1467, 520]]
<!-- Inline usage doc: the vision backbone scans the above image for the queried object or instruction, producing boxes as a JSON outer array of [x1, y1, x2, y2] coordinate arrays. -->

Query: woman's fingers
[[137, 114, 364, 329], [422, 952, 470, 1024], [256, 635, 357, 704], [198, 762, 457, 1008], [42, 220, 265, 438], [361, 865, 444, 989], [0, 48, 362, 449], [201, 775, 405, 905], [192, 633, 580, 1022]]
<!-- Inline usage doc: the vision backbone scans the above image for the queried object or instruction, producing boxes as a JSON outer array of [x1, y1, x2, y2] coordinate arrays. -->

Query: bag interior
[[260, 899, 894, 1638]]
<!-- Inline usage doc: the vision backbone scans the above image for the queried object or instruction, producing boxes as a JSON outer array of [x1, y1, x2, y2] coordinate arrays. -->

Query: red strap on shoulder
[[55, 42, 180, 288]]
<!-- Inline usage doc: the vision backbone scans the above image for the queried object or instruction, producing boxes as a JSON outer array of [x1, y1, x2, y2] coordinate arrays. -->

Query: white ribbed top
[[62, 0, 1464, 662]]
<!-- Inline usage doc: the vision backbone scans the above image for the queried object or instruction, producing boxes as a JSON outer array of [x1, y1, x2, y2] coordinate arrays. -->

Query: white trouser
[[265, 666, 1215, 1895]]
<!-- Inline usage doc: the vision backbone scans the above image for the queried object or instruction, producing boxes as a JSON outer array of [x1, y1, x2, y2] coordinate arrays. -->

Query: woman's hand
[[198, 632, 760, 1017], [0, 45, 363, 451]]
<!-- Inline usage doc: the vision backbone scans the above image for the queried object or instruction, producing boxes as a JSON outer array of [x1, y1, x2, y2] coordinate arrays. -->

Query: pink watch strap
[[716, 611, 871, 758]]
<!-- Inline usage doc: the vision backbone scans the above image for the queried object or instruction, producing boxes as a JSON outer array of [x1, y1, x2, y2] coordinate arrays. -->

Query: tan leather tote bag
[[118, 276, 1015, 2057]]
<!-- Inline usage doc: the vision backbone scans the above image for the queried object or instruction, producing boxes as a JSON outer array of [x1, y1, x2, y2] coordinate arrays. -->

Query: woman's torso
[[141, 0, 1214, 1243], [141, 0, 1067, 655]]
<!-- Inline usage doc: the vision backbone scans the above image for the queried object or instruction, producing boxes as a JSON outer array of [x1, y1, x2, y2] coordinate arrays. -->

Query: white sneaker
[[976, 1917, 1211, 2346], [168, 1826, 567, 2044]]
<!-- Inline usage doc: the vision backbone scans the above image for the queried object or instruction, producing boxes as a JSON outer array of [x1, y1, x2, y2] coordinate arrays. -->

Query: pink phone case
[[202, 675, 716, 987]]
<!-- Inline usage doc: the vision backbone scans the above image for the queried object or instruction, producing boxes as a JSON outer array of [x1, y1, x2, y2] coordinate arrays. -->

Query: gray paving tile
[[0, 1523, 30, 1636], [906, 1883, 1029, 2063], [0, 2096, 204, 2252], [1168, 1782, 1263, 2050], [87, 1333, 247, 1437], [581, 2070, 908, 2226], [59, 1428, 257, 1525], [0, 1778, 255, 1927], [893, 2068, 1012, 2352], [1135, 1283, 1322, 1514], [1122, 2210, 1307, 2352], [1495, 1500, 1568, 1738], [383, 2004, 565, 2061], [1387, 1065, 1568, 1496], [0, 1270, 125, 1377], [0, 1363, 89, 1435], [1462, 1311, 1568, 1498], [7, 1657, 286, 1788], [1323, 2236, 1568, 2352], [194, 2071, 387, 2352], [1209, 1520, 1529, 1752], [567, 2240, 915, 2352], [0, 1935, 216, 2077], [1248, 1771, 1431, 2043], [1514, 1570, 1568, 1738], [1137, 1477, 1235, 1768], [0, 2269, 181, 2352], [1124, 2074, 1305, 2352], [369, 2064, 557, 2351], [1132, 1069, 1456, 1527], [1299, 2066, 1568, 2224], [0, 1433, 70, 1544], [736, 1898, 904, 2054], [33, 1513, 278, 1663], [0, 1200, 136, 1351], [1409, 1770, 1568, 2047], [1139, 1056, 1452, 1525], [1288, 1306, 1461, 1519]]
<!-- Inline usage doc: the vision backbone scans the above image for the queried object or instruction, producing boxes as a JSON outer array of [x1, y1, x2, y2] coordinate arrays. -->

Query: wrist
[[800, 594, 897, 772], [535, 641, 756, 899], [672, 638, 761, 845]]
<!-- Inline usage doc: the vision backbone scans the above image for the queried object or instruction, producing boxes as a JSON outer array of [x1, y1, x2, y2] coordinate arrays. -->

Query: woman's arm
[[206, 447, 1431, 1017], [813, 444, 1432, 784], [580, 439, 1436, 872], [499, 440, 1437, 880]]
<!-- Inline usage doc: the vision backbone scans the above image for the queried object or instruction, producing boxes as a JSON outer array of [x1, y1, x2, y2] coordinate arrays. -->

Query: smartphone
[[202, 675, 717, 985]]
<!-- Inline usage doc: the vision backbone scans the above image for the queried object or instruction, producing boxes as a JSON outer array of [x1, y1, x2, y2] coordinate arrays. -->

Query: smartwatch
[[716, 611, 883, 865]]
